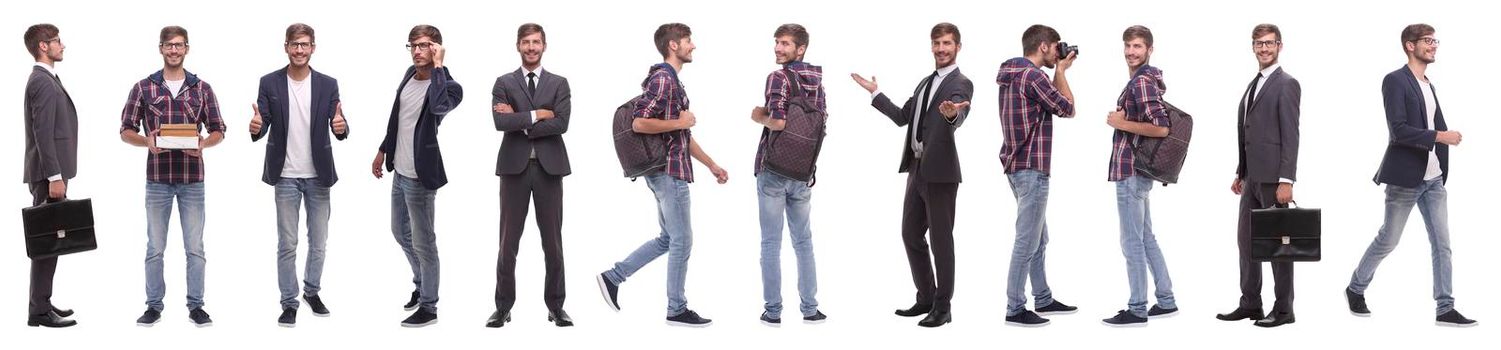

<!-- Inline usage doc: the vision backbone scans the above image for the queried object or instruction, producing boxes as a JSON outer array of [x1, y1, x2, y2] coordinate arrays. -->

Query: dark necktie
[[527, 72, 537, 98], [916, 71, 938, 143], [1243, 73, 1263, 118]]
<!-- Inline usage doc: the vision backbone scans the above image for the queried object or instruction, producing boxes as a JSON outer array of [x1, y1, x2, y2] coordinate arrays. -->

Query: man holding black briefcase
[[21, 23, 79, 328]]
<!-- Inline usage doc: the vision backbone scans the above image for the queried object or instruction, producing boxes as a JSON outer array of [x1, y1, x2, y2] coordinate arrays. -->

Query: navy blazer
[[379, 66, 463, 190], [252, 67, 348, 187], [1373, 66, 1448, 187]]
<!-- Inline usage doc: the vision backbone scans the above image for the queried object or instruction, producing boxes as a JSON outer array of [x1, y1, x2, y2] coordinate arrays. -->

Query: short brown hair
[[1022, 24, 1060, 55], [517, 23, 546, 44], [654, 23, 692, 58], [409, 24, 442, 44], [1401, 23, 1435, 49], [1122, 25, 1153, 47], [1252, 24, 1281, 42], [23, 23, 59, 59], [774, 23, 809, 49], [931, 22, 960, 44], [286, 23, 315, 43], [160, 25, 189, 44]]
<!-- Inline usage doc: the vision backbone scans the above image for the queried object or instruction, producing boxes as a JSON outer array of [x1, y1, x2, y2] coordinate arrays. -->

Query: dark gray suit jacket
[[492, 68, 571, 176], [251, 67, 348, 187], [24, 65, 78, 184], [872, 68, 973, 183], [1236, 67, 1300, 184]]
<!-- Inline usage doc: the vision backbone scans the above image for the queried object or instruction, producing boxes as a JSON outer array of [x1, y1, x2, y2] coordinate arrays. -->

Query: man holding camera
[[995, 24, 1077, 328]]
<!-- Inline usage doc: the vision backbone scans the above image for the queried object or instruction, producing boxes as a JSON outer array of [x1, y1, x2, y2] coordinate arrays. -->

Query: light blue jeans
[[143, 182, 207, 311], [391, 175, 439, 313], [604, 173, 693, 317], [1005, 170, 1055, 316], [1115, 175, 1175, 318], [275, 178, 331, 310], [757, 172, 818, 318], [1349, 179, 1456, 315]]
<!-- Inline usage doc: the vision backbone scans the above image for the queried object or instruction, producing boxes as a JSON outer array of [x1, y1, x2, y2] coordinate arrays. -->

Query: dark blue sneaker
[[1005, 310, 1050, 327], [802, 311, 827, 325], [1102, 310, 1147, 327], [1035, 301, 1078, 316], [400, 309, 437, 328], [760, 311, 781, 327], [596, 273, 620, 312], [1436, 310, 1477, 328], [136, 308, 162, 327], [1148, 304, 1178, 318], [666, 309, 712, 328], [189, 307, 213, 328]]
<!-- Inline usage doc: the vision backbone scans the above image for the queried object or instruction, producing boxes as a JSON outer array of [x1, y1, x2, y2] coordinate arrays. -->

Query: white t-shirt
[[281, 74, 317, 178], [165, 78, 185, 99], [395, 77, 431, 178], [1419, 80, 1442, 181]]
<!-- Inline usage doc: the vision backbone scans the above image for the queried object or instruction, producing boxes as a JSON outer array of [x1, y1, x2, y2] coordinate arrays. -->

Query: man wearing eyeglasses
[[22, 23, 78, 328], [1217, 23, 1301, 328], [248, 23, 349, 328], [1345, 23, 1477, 328], [118, 25, 227, 328], [372, 24, 463, 328]]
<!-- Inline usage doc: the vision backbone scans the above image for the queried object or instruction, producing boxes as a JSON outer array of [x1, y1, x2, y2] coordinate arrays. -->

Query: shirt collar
[[34, 62, 55, 77], [1259, 63, 1280, 78], [935, 63, 958, 79], [523, 66, 544, 78]]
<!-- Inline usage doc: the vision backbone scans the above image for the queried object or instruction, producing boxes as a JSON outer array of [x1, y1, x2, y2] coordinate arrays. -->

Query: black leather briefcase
[[20, 198, 97, 259], [1250, 202, 1320, 262]]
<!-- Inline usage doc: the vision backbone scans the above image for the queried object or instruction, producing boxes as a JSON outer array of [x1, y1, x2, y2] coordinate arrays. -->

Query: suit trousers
[[901, 157, 959, 311], [1237, 180, 1295, 313], [496, 160, 566, 312]]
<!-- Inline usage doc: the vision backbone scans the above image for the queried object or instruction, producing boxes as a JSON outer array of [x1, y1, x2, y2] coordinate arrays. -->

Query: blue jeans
[[391, 175, 439, 313], [275, 178, 331, 310], [756, 172, 818, 318], [1115, 175, 1175, 317], [143, 182, 207, 311], [1349, 179, 1456, 315], [604, 173, 693, 317], [1005, 170, 1055, 316]]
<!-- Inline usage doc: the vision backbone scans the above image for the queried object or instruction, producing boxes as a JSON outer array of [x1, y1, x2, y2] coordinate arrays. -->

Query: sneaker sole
[[1149, 310, 1179, 318], [313, 312, 331, 317], [400, 319, 438, 328], [760, 320, 782, 327], [1350, 311, 1371, 317], [278, 322, 295, 328], [802, 318, 826, 325], [1101, 320, 1147, 328], [403, 305, 418, 312], [1036, 310, 1077, 316], [596, 274, 620, 312], [1005, 320, 1051, 328], [666, 320, 713, 328], [136, 320, 158, 327], [193, 322, 213, 328], [1436, 321, 1478, 328]]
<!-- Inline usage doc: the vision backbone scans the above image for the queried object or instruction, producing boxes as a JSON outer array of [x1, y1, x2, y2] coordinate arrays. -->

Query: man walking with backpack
[[748, 23, 828, 327], [597, 22, 729, 328], [1100, 25, 1178, 327]]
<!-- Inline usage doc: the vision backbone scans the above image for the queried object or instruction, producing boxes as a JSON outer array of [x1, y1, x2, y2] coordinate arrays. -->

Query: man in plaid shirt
[[597, 23, 728, 328], [117, 26, 227, 328], [996, 24, 1077, 328], [1101, 25, 1177, 327], [748, 23, 828, 327]]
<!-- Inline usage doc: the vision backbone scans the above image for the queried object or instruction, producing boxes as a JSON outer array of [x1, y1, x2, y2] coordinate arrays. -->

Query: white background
[[3, 0, 1495, 348]]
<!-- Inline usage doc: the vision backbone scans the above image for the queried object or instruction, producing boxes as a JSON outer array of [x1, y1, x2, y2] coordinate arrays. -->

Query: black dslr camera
[[1056, 42, 1079, 59]]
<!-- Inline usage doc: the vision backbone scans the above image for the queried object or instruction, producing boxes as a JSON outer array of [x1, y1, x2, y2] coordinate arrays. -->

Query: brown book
[[158, 124, 199, 137]]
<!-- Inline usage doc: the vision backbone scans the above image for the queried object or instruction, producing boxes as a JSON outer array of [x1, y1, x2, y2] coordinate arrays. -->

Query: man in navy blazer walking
[[249, 23, 349, 328], [1345, 23, 1476, 328]]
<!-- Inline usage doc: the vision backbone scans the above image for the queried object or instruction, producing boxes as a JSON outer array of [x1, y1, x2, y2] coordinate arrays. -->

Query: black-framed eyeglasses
[[1413, 37, 1440, 45], [286, 42, 315, 50], [406, 42, 434, 51], [160, 42, 189, 50], [1252, 40, 1281, 48]]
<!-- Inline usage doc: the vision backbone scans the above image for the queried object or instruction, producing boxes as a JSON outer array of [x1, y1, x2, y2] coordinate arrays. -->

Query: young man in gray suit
[[248, 23, 349, 328], [850, 22, 973, 328], [21, 23, 78, 328], [488, 23, 573, 328], [1217, 24, 1301, 328], [1345, 23, 1477, 328]]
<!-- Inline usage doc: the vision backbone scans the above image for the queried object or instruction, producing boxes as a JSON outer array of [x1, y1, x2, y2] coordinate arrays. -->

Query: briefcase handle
[[1263, 200, 1298, 210]]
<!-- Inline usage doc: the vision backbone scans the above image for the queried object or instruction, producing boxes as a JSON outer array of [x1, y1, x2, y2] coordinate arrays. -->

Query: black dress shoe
[[1254, 312, 1296, 328], [485, 310, 511, 328], [27, 311, 76, 328], [548, 309, 574, 327], [51, 306, 74, 318], [894, 303, 933, 317], [1216, 307, 1265, 321], [917, 310, 951, 328]]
